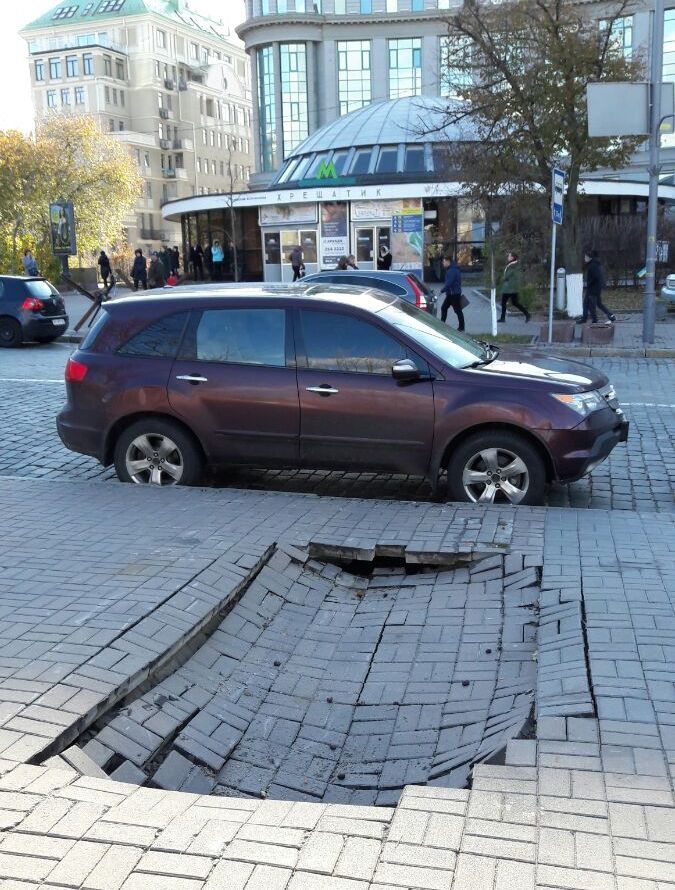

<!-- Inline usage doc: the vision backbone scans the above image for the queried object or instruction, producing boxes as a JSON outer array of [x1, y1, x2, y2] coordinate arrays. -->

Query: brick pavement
[[0, 478, 671, 886]]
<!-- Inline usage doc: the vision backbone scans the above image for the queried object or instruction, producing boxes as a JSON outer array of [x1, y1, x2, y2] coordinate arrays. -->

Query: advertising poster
[[320, 201, 348, 267], [259, 203, 317, 226], [49, 200, 77, 256], [390, 198, 423, 274]]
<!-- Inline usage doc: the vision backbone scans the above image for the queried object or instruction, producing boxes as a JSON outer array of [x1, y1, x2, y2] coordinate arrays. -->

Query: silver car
[[661, 273, 675, 303]]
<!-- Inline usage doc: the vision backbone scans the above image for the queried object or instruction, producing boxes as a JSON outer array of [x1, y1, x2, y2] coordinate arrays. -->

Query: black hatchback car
[[303, 269, 437, 314], [0, 276, 69, 347]]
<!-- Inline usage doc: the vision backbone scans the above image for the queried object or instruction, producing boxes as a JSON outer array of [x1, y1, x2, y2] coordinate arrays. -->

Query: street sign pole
[[644, 0, 665, 345], [549, 168, 565, 344]]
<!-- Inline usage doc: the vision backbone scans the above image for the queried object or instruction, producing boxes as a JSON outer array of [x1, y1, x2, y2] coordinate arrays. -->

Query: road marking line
[[0, 378, 64, 383]]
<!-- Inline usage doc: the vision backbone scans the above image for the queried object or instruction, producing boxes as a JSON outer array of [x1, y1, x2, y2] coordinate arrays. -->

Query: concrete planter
[[539, 321, 575, 343], [655, 300, 668, 322], [566, 273, 584, 318], [581, 323, 615, 344]]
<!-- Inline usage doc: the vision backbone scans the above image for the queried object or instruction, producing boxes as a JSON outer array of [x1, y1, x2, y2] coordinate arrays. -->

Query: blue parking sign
[[552, 168, 565, 225]]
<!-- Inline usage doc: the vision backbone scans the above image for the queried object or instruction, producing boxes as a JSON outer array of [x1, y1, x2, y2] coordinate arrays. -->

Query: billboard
[[319, 201, 348, 267], [49, 200, 77, 256], [390, 198, 424, 273]]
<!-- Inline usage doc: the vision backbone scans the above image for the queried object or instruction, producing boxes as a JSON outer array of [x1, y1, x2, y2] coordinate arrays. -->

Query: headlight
[[552, 390, 606, 416]]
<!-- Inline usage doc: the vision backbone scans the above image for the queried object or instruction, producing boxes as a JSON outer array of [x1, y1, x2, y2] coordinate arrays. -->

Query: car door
[[295, 307, 435, 474], [168, 306, 300, 466]]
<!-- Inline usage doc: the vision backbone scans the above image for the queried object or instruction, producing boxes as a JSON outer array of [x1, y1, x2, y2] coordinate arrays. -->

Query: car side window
[[361, 278, 406, 296], [300, 310, 406, 375], [180, 308, 286, 367], [118, 311, 189, 357], [0, 281, 4, 299]]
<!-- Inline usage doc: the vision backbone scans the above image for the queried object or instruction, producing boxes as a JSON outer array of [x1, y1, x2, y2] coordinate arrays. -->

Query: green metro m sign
[[317, 160, 337, 180]]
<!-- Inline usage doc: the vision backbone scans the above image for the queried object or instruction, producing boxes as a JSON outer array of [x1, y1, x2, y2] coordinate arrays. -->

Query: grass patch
[[527, 287, 645, 313], [469, 332, 533, 344]]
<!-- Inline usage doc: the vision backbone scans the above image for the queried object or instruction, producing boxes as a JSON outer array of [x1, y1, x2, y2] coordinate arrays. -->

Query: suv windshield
[[25, 280, 59, 298], [380, 300, 485, 368]]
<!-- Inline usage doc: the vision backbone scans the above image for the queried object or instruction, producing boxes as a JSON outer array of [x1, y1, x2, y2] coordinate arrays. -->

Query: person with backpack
[[98, 250, 112, 288], [499, 251, 530, 323], [577, 249, 616, 324], [131, 249, 147, 291], [22, 248, 39, 277], [440, 256, 465, 331]]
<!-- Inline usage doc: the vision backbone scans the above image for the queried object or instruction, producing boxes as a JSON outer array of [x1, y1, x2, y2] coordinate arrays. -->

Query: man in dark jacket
[[578, 250, 616, 323], [290, 245, 303, 281], [98, 250, 112, 288], [440, 256, 465, 331], [131, 249, 147, 290]]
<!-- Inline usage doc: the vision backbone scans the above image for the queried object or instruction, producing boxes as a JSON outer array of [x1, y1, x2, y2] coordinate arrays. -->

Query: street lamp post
[[644, 0, 665, 345]]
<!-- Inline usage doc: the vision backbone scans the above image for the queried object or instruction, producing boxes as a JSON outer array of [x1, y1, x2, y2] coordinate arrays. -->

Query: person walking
[[440, 256, 465, 331], [171, 246, 180, 276], [204, 243, 213, 279], [290, 244, 303, 281], [499, 251, 530, 323], [98, 250, 112, 288], [189, 244, 203, 280], [377, 245, 393, 270], [131, 249, 147, 291], [148, 252, 165, 288], [22, 248, 39, 277], [211, 240, 224, 280], [578, 250, 616, 324]]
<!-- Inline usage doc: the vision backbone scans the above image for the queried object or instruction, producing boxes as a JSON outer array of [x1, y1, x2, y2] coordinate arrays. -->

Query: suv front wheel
[[114, 418, 203, 487], [447, 429, 546, 506]]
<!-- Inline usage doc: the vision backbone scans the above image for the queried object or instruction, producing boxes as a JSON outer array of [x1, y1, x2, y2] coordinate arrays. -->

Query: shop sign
[[319, 201, 349, 267]]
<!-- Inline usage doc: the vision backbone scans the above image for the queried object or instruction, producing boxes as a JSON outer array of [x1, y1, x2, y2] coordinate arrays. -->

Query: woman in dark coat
[[98, 250, 112, 287], [131, 249, 147, 290], [377, 246, 393, 270]]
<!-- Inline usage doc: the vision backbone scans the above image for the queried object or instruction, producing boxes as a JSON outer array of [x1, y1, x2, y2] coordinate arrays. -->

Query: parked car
[[661, 273, 675, 303], [0, 276, 69, 347], [303, 269, 437, 314], [57, 285, 628, 505]]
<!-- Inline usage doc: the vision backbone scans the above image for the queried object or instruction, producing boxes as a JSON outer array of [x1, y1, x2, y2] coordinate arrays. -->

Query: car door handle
[[176, 374, 208, 384], [306, 385, 339, 395]]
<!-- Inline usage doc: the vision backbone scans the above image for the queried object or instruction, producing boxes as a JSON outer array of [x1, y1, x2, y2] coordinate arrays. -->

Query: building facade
[[21, 0, 255, 254]]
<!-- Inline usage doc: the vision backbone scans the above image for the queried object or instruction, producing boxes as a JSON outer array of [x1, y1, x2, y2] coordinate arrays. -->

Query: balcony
[[162, 168, 176, 178], [28, 36, 126, 54], [159, 138, 172, 149], [140, 228, 168, 241], [159, 108, 170, 119], [173, 138, 193, 150], [164, 78, 175, 90], [178, 78, 188, 91]]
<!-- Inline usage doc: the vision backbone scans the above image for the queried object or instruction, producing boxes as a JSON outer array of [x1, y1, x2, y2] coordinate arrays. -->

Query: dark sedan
[[57, 285, 628, 505], [303, 269, 437, 313], [0, 276, 69, 347]]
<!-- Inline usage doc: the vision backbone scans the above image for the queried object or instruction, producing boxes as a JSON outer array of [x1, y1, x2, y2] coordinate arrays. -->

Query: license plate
[[52, 319, 67, 326]]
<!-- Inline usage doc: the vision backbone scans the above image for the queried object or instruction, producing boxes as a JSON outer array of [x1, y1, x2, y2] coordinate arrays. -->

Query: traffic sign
[[552, 168, 565, 225]]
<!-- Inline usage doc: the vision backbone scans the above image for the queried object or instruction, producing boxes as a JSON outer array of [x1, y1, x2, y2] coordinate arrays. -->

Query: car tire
[[0, 318, 22, 348], [447, 429, 546, 506], [114, 418, 203, 487]]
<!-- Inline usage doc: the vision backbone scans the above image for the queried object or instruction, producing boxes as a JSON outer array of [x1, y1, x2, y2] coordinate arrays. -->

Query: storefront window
[[337, 40, 371, 115], [280, 43, 309, 156], [388, 38, 422, 98], [257, 46, 277, 172]]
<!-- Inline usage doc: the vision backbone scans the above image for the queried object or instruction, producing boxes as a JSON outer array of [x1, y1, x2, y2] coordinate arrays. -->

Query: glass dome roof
[[272, 96, 477, 188]]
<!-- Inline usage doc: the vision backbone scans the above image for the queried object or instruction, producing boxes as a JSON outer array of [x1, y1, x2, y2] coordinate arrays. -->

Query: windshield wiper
[[473, 339, 500, 362]]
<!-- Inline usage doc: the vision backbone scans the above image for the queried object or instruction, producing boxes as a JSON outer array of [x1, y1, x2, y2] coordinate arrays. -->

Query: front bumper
[[541, 409, 629, 483]]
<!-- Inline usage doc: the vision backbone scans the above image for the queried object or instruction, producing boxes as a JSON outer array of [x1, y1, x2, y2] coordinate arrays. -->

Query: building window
[[257, 45, 277, 172], [202, 128, 207, 144], [280, 43, 309, 155], [66, 55, 79, 77], [220, 161, 225, 176], [104, 56, 112, 76], [52, 5, 78, 18], [49, 58, 62, 79], [61, 88, 71, 106], [119, 121, 124, 130], [440, 35, 472, 97], [334, 0, 346, 12], [105, 86, 110, 102], [411, 0, 423, 9], [82, 2, 94, 13], [47, 90, 57, 108], [157, 29, 166, 49], [190, 42, 199, 59], [337, 40, 371, 115], [116, 59, 125, 79], [386, 0, 398, 9], [35, 60, 45, 81], [388, 37, 422, 98], [83, 53, 94, 75], [600, 15, 633, 59], [201, 47, 209, 65], [211, 160, 217, 175], [75, 86, 85, 104], [96, 0, 126, 11], [360, 0, 372, 11], [120, 90, 125, 106]]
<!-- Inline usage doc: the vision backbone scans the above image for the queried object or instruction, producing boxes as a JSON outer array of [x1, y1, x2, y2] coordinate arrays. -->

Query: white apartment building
[[21, 0, 255, 253]]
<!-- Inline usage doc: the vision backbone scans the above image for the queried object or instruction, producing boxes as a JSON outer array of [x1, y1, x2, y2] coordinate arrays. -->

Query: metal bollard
[[556, 267, 566, 311]]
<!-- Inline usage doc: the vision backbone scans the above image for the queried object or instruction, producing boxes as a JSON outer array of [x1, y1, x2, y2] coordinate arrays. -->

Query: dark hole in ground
[[55, 545, 541, 806]]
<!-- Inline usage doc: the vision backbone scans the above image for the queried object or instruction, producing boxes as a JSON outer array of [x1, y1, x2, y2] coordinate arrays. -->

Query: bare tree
[[224, 145, 240, 282]]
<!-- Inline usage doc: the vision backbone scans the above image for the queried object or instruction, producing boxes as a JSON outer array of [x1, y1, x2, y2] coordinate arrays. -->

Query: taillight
[[65, 358, 88, 382], [407, 276, 427, 310], [21, 297, 43, 312]]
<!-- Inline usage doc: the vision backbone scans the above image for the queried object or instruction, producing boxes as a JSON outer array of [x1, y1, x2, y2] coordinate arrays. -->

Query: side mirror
[[392, 359, 421, 382]]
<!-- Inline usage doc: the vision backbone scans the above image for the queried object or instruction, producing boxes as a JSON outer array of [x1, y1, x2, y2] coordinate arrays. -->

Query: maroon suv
[[57, 286, 628, 505]]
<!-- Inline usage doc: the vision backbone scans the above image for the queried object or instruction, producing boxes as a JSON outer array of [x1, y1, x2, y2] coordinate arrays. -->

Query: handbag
[[459, 292, 469, 309]]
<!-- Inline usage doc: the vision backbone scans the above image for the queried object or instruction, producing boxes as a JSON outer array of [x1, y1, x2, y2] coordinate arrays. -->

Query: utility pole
[[644, 0, 665, 345]]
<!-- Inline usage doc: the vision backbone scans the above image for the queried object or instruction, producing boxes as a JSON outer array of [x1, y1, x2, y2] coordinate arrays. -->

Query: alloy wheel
[[124, 433, 183, 486], [461, 447, 529, 504]]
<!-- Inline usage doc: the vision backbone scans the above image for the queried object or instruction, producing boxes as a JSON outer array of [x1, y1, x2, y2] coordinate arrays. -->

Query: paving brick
[[83, 845, 144, 890], [45, 840, 110, 887]]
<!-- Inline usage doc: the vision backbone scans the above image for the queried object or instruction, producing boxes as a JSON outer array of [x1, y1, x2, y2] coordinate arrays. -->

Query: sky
[[0, 0, 246, 133]]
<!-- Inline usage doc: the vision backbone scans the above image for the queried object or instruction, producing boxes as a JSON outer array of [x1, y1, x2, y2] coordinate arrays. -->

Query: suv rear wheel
[[114, 418, 202, 487], [0, 318, 22, 348], [447, 430, 546, 506]]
